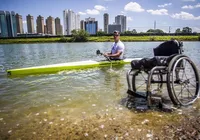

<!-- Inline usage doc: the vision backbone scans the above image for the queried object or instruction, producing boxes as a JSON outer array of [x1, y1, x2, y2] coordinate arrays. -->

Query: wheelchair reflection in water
[[126, 40, 200, 109]]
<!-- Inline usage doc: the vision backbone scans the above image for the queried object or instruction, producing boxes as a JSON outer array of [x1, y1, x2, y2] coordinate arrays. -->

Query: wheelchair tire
[[132, 70, 163, 94], [167, 55, 200, 106]]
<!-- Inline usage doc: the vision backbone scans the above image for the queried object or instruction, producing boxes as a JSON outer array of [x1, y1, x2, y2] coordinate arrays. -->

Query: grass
[[0, 35, 199, 44]]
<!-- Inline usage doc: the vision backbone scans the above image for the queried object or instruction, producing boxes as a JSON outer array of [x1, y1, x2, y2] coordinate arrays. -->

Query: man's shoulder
[[117, 40, 125, 47]]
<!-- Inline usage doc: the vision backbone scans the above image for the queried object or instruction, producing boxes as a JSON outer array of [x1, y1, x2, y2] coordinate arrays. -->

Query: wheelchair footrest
[[127, 90, 147, 98]]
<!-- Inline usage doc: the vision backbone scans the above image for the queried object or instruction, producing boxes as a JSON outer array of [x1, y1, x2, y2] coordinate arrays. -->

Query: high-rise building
[[36, 15, 44, 34], [115, 15, 126, 33], [16, 13, 23, 34], [55, 17, 63, 35], [0, 11, 8, 37], [103, 13, 109, 33], [46, 16, 55, 35], [6, 11, 17, 37], [80, 20, 85, 30], [84, 17, 98, 35], [26, 14, 34, 33], [108, 24, 121, 33], [44, 25, 47, 34], [63, 9, 80, 35]]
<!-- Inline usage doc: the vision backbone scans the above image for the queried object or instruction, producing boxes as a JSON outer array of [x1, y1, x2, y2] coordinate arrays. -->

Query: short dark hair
[[113, 30, 120, 34]]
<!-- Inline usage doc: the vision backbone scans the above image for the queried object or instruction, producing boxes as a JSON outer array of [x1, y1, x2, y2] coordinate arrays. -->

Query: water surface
[[0, 42, 199, 138]]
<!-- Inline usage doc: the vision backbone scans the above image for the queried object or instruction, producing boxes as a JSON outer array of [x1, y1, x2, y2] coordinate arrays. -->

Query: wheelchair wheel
[[132, 70, 163, 94], [167, 56, 200, 106]]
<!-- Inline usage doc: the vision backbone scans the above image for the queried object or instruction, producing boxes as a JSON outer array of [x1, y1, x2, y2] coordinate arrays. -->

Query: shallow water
[[0, 42, 200, 139]]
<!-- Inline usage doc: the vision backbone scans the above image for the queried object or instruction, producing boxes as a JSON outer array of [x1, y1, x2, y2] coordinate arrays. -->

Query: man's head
[[113, 30, 120, 42]]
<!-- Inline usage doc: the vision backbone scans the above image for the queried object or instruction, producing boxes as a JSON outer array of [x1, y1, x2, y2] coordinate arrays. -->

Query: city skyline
[[0, 0, 200, 33]]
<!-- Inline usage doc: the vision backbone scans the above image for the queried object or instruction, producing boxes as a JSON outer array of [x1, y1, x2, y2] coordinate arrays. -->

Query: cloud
[[94, 5, 107, 11], [182, 5, 194, 9], [120, 11, 126, 14], [171, 11, 200, 20], [23, 20, 27, 24], [86, 9, 100, 15], [124, 2, 145, 12], [79, 5, 106, 15], [182, 0, 195, 1], [78, 12, 86, 15], [127, 17, 133, 21], [158, 3, 172, 8], [182, 3, 200, 9], [147, 9, 168, 15]]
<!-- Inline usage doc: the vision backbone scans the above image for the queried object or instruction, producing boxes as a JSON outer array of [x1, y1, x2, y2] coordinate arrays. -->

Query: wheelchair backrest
[[153, 40, 183, 56]]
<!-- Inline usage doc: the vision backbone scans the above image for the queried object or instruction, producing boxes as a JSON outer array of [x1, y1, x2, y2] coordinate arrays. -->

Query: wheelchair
[[126, 40, 200, 107]]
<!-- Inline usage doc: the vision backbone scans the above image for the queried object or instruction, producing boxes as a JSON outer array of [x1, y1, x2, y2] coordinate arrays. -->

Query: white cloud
[[23, 20, 27, 24], [171, 11, 200, 20], [79, 5, 106, 15], [196, 3, 200, 8], [127, 17, 133, 21], [86, 9, 100, 15], [120, 11, 126, 14], [94, 5, 107, 11], [182, 5, 194, 9], [78, 12, 86, 15], [182, 0, 195, 1], [124, 2, 145, 12], [182, 3, 200, 9], [147, 9, 168, 15], [158, 3, 172, 8]]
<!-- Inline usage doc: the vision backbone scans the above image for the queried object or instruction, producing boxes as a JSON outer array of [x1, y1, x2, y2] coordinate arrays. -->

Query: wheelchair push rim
[[167, 56, 200, 106]]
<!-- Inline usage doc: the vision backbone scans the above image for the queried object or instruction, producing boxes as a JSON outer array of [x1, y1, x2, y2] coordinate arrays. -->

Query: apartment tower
[[63, 9, 80, 35], [115, 15, 126, 33], [80, 20, 85, 30], [103, 13, 109, 33], [36, 15, 44, 34], [46, 16, 55, 35], [0, 11, 8, 37], [16, 13, 23, 34], [26, 14, 34, 33], [55, 17, 63, 35], [84, 17, 98, 35]]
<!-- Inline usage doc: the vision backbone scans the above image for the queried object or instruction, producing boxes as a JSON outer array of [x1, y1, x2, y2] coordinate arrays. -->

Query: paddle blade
[[96, 50, 102, 55]]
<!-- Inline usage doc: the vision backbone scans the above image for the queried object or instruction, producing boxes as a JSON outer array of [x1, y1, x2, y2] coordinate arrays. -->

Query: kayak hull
[[7, 58, 141, 76]]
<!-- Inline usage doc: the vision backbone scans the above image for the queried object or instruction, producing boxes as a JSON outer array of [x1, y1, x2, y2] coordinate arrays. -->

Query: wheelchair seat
[[131, 40, 183, 70]]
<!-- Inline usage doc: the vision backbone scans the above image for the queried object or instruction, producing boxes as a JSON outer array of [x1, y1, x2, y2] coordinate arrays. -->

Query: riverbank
[[0, 35, 199, 44], [1, 101, 200, 139]]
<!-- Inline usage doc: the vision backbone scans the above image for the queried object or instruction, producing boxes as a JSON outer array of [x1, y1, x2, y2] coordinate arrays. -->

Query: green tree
[[123, 29, 137, 35], [123, 31, 133, 35], [132, 29, 137, 33], [182, 27, 192, 33], [175, 28, 182, 33], [147, 29, 164, 33], [71, 29, 89, 42], [96, 31, 106, 36]]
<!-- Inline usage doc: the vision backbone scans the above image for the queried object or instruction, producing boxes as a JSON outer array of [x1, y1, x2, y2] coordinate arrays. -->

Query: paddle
[[96, 50, 111, 61]]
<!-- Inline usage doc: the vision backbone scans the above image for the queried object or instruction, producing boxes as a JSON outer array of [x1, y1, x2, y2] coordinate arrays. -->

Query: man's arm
[[104, 50, 122, 57]]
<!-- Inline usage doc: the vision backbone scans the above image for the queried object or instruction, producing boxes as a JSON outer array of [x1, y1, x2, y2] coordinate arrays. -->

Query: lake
[[0, 41, 200, 139]]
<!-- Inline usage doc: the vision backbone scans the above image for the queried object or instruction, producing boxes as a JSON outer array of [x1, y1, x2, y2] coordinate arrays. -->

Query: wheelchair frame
[[126, 41, 200, 107]]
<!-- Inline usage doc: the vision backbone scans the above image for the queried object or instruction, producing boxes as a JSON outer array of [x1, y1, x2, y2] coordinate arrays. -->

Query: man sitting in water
[[103, 30, 125, 60]]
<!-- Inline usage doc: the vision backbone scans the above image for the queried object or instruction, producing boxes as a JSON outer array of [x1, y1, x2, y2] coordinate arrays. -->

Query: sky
[[1, 0, 200, 33]]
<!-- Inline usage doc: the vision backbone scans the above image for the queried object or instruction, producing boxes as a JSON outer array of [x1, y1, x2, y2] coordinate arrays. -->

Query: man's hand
[[103, 53, 109, 57]]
